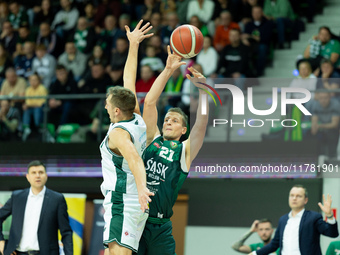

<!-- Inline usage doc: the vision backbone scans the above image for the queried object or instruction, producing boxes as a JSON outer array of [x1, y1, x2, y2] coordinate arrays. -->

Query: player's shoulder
[[46, 188, 65, 200], [12, 188, 29, 196]]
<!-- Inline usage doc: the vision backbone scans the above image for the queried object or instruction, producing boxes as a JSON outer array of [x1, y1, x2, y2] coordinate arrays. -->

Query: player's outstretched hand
[[186, 66, 207, 88], [318, 194, 333, 217], [138, 186, 154, 212], [165, 45, 186, 72], [125, 19, 153, 44]]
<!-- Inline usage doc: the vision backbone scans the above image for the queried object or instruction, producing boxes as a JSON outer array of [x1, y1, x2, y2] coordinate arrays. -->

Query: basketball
[[170, 24, 204, 59]]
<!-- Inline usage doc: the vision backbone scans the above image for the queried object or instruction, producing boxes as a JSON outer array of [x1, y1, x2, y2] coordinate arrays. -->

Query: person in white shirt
[[0, 160, 73, 255], [249, 184, 339, 255]]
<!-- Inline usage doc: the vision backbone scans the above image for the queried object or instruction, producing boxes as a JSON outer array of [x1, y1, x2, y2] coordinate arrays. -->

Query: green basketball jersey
[[143, 135, 188, 222]]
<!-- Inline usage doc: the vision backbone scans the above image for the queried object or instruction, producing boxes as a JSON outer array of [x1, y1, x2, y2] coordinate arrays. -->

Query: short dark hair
[[27, 160, 46, 173], [56, 64, 67, 71], [167, 107, 188, 127], [291, 184, 308, 198], [258, 218, 272, 226], [107, 86, 136, 117]]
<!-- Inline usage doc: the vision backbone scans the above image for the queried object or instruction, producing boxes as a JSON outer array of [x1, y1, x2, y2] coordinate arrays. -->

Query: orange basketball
[[170, 25, 204, 59]]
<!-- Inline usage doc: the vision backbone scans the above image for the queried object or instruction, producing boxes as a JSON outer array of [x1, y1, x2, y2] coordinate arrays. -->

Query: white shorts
[[103, 191, 148, 252]]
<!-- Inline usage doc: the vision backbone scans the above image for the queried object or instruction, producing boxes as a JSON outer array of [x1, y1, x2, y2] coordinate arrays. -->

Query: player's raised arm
[[184, 67, 209, 168], [109, 128, 153, 212], [124, 20, 153, 114], [143, 46, 186, 144]]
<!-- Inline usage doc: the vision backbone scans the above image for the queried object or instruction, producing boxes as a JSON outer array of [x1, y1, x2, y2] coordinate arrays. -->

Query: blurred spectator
[[316, 59, 340, 97], [36, 22, 62, 58], [189, 15, 209, 37], [303, 27, 340, 72], [88, 45, 109, 69], [163, 68, 186, 111], [14, 25, 35, 58], [289, 61, 317, 99], [263, 0, 295, 49], [32, 44, 56, 88], [76, 63, 112, 124], [212, 0, 239, 22], [243, 5, 273, 76], [149, 12, 163, 36], [311, 91, 340, 158], [140, 45, 164, 73], [22, 73, 48, 141], [148, 35, 167, 63], [8, 1, 29, 29], [84, 3, 95, 27], [176, 0, 190, 24], [94, 0, 121, 31], [33, 0, 56, 27], [187, 0, 215, 24], [160, 1, 176, 17], [107, 37, 129, 84], [141, 0, 161, 21], [97, 15, 125, 56], [0, 21, 18, 56], [58, 41, 87, 81], [14, 41, 35, 79], [51, 0, 79, 39], [118, 14, 131, 36], [213, 11, 240, 52], [0, 43, 14, 85], [0, 2, 9, 30], [48, 64, 77, 127], [160, 12, 179, 46], [196, 35, 218, 77], [215, 29, 251, 89], [73, 16, 96, 55], [326, 241, 340, 255], [240, 0, 259, 26], [1, 67, 26, 110], [0, 99, 20, 141], [136, 64, 156, 93]]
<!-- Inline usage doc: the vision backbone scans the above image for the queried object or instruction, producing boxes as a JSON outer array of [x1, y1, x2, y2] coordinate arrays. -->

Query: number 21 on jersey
[[159, 146, 174, 162]]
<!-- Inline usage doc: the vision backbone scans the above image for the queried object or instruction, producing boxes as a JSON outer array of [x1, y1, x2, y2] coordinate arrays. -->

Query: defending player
[[125, 24, 209, 253], [100, 20, 154, 255]]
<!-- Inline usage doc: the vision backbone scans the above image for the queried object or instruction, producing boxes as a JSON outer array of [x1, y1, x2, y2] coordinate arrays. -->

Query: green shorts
[[137, 220, 176, 255]]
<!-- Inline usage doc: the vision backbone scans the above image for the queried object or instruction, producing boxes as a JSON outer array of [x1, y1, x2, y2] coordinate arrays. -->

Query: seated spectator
[[0, 2, 9, 30], [149, 12, 163, 36], [263, 0, 295, 49], [32, 44, 56, 88], [0, 99, 20, 141], [87, 45, 109, 69], [0, 21, 18, 56], [48, 64, 77, 127], [239, 0, 259, 28], [33, 0, 55, 27], [73, 17, 96, 55], [189, 15, 209, 37], [22, 73, 48, 141], [97, 15, 125, 56], [311, 91, 340, 158], [107, 37, 129, 85], [1, 67, 27, 110], [147, 35, 167, 63], [14, 41, 35, 79], [140, 45, 164, 73], [243, 5, 274, 76], [118, 14, 131, 37], [14, 25, 35, 58], [215, 29, 252, 89], [94, 0, 121, 31], [303, 27, 340, 72], [84, 3, 95, 27], [8, 1, 29, 29], [317, 59, 340, 98], [0, 43, 14, 85], [136, 65, 157, 93], [141, 0, 161, 21], [187, 0, 215, 24], [36, 22, 62, 58], [58, 42, 87, 81], [160, 12, 180, 46], [289, 61, 317, 99], [75, 63, 112, 125], [160, 0, 176, 16], [214, 11, 240, 52], [196, 35, 219, 77], [326, 241, 340, 255], [162, 68, 186, 112], [51, 0, 79, 39]]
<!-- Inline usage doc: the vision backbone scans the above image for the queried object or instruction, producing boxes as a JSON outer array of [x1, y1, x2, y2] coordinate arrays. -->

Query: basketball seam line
[[179, 27, 189, 57]]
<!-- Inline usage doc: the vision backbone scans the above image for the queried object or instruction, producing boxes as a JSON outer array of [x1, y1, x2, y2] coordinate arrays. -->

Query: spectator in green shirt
[[232, 219, 280, 255], [326, 241, 340, 255]]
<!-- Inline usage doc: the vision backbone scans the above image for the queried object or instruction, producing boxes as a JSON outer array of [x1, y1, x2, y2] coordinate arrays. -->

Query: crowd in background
[[0, 0, 333, 144]]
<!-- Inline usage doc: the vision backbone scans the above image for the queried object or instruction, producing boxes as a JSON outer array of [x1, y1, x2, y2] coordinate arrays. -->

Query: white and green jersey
[[143, 135, 188, 222], [100, 113, 147, 196]]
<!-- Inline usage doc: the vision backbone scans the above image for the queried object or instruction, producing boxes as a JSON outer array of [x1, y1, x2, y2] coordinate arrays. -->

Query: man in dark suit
[[249, 184, 339, 255], [0, 160, 73, 255]]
